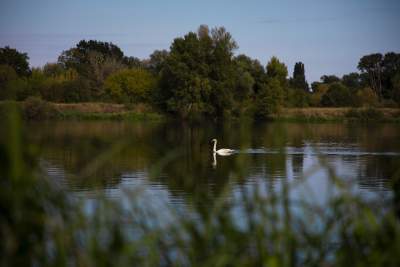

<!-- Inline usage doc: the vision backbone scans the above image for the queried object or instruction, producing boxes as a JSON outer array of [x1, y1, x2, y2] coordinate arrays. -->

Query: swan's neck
[[213, 140, 217, 152]]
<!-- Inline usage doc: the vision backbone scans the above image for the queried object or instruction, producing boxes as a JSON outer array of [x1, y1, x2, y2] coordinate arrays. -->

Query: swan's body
[[211, 139, 235, 156]]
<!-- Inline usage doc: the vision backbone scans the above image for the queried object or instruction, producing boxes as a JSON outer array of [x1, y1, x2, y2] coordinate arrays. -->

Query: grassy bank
[[1, 100, 399, 122], [55, 102, 164, 121], [0, 99, 165, 121], [274, 107, 400, 122]]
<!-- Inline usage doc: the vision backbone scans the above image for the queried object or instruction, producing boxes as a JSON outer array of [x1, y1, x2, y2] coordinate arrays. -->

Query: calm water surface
[[28, 121, 400, 213]]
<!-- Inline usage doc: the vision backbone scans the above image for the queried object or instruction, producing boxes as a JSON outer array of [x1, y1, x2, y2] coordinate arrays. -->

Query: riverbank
[[273, 107, 400, 122], [54, 102, 164, 121], [1, 100, 399, 122], [0, 100, 164, 121]]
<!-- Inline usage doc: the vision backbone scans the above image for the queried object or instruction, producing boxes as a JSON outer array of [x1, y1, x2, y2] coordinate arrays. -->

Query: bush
[[254, 78, 284, 119], [0, 65, 34, 100], [104, 68, 157, 103], [381, 99, 398, 108], [287, 88, 310, 107], [354, 87, 379, 107], [321, 82, 353, 107], [309, 83, 329, 107], [22, 97, 59, 120], [346, 107, 384, 121]]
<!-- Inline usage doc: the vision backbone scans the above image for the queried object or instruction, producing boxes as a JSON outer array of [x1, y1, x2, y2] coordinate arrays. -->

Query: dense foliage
[[1, 25, 399, 119], [104, 68, 156, 103]]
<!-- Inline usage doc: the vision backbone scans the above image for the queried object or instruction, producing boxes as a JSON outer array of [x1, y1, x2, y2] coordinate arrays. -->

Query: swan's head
[[211, 138, 217, 143]]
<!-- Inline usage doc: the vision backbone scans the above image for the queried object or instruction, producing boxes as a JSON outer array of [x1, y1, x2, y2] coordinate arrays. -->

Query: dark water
[[28, 121, 400, 212]]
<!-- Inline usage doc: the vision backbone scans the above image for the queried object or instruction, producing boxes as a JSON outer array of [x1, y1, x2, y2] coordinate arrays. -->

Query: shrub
[[346, 107, 384, 121], [287, 89, 310, 107], [104, 68, 157, 103], [254, 78, 284, 119], [309, 83, 329, 107], [321, 82, 353, 107], [0, 65, 34, 100], [22, 96, 58, 120], [354, 87, 379, 107]]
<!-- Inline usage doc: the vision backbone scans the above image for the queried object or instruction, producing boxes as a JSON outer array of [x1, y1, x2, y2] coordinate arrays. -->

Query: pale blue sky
[[0, 0, 399, 82]]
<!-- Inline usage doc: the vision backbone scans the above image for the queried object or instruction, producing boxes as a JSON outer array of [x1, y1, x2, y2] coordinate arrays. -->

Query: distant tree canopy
[[158, 26, 238, 118], [1, 27, 399, 118], [233, 54, 265, 94], [148, 50, 169, 73], [342, 72, 363, 90], [104, 68, 156, 103], [58, 40, 125, 70], [321, 75, 340, 84], [0, 46, 30, 76], [291, 62, 309, 91], [321, 83, 352, 107], [357, 52, 400, 100], [266, 57, 288, 85]]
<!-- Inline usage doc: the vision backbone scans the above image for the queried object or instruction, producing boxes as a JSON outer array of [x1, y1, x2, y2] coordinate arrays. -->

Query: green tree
[[321, 82, 352, 107], [0, 46, 30, 76], [321, 75, 340, 84], [342, 72, 362, 90], [358, 53, 383, 99], [310, 83, 329, 106], [58, 40, 127, 98], [392, 72, 400, 104], [30, 65, 90, 102], [0, 65, 18, 99], [0, 64, 17, 85], [148, 50, 169, 74], [266, 56, 288, 85], [42, 63, 65, 77], [123, 56, 143, 69], [291, 62, 309, 91], [104, 68, 157, 103], [159, 25, 237, 118], [381, 52, 400, 99], [58, 40, 124, 71], [354, 87, 379, 107], [234, 54, 265, 94], [255, 78, 285, 118]]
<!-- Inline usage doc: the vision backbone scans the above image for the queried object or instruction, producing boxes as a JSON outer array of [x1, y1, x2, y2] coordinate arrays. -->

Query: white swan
[[211, 139, 235, 156]]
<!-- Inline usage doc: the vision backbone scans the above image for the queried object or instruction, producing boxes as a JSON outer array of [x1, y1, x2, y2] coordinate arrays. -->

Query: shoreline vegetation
[[1, 100, 399, 122], [0, 99, 164, 121], [1, 25, 400, 122]]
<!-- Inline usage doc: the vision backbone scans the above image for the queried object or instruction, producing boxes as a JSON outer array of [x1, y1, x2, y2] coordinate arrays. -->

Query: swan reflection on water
[[212, 153, 217, 169]]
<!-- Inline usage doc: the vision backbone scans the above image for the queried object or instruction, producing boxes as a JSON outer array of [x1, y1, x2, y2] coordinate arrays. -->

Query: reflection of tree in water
[[29, 121, 400, 208], [291, 154, 304, 179], [358, 156, 400, 191], [148, 122, 243, 212], [30, 121, 164, 190]]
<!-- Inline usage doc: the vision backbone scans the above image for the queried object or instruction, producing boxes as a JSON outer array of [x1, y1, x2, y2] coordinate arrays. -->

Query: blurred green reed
[[1, 102, 400, 267]]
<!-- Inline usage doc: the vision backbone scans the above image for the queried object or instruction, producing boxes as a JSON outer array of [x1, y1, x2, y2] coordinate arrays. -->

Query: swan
[[211, 139, 235, 156]]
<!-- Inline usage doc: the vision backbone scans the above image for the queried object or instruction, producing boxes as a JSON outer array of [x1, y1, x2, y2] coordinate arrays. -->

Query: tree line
[[1, 25, 399, 119]]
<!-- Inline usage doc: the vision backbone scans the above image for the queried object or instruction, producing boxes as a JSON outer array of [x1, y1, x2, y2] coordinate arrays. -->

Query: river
[[28, 121, 400, 216]]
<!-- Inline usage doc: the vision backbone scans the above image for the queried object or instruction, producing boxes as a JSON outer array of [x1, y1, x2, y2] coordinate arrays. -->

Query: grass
[[0, 99, 165, 121], [58, 110, 164, 121], [1, 102, 400, 266], [273, 107, 400, 122], [1, 100, 399, 122]]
